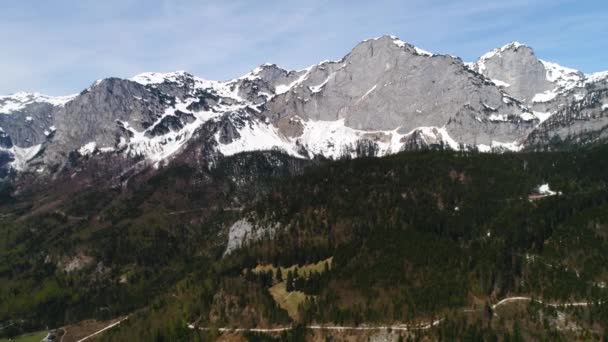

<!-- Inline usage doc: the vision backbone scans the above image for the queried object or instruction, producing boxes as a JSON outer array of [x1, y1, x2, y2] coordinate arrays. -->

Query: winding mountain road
[[188, 318, 444, 333], [75, 317, 129, 342], [492, 296, 597, 309], [188, 296, 602, 334], [47, 296, 600, 340]]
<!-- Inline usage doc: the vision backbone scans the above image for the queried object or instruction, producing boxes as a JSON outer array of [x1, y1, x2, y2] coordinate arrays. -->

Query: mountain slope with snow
[[1, 36, 608, 176]]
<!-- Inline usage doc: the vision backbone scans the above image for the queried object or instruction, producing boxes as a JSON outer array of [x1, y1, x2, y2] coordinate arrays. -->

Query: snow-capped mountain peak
[[478, 41, 527, 61], [388, 36, 435, 56], [131, 70, 193, 85], [586, 71, 608, 84], [130, 70, 223, 91], [0, 92, 76, 114]]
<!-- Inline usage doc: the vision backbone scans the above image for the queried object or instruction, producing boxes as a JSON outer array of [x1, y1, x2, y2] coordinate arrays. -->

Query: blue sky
[[1, 0, 607, 95]]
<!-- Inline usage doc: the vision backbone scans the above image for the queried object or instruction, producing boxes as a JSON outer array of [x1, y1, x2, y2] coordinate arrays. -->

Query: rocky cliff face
[[0, 93, 75, 174], [267, 37, 514, 128], [525, 74, 608, 148], [473, 42, 554, 102], [1, 36, 607, 177]]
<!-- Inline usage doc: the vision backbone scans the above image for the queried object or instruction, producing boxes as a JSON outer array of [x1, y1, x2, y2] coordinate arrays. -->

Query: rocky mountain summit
[[1, 35, 607, 177]]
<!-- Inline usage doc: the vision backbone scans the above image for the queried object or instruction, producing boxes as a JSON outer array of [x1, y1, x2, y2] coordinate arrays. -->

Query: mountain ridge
[[1, 35, 607, 177]]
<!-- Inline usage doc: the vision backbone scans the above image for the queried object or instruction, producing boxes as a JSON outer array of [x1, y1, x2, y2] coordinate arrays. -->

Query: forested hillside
[[3, 147, 608, 340]]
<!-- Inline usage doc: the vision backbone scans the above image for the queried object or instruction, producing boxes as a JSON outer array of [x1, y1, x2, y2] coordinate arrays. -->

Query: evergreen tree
[[484, 301, 493, 322], [276, 268, 283, 282], [286, 270, 294, 292]]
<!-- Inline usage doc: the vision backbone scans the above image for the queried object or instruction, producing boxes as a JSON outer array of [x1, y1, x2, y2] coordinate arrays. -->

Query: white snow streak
[[78, 142, 97, 156], [491, 79, 510, 88], [275, 70, 311, 95]]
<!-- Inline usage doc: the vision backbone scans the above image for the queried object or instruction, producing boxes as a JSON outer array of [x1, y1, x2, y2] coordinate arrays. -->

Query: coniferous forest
[[3, 147, 608, 340]]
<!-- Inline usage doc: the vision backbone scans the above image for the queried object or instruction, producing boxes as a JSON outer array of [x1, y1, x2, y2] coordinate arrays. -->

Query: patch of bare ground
[[60, 317, 126, 342]]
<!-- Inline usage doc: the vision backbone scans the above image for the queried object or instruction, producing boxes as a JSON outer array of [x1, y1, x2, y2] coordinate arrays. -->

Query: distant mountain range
[[1, 35, 607, 177]]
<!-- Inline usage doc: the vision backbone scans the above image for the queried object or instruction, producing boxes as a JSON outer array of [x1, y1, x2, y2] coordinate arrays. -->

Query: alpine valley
[[2, 36, 608, 341]]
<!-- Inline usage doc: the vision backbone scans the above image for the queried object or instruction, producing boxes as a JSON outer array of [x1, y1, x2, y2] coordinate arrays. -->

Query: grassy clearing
[[250, 257, 333, 321], [252, 257, 333, 279], [0, 330, 47, 342], [268, 282, 307, 320]]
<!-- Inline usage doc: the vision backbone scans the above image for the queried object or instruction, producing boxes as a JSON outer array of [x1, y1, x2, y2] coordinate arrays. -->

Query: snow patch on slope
[[79, 142, 97, 156], [487, 112, 536, 122], [537, 183, 557, 196], [491, 79, 511, 88], [123, 98, 225, 164], [531, 91, 558, 103], [219, 115, 523, 161], [533, 111, 553, 123], [477, 141, 523, 153], [413, 47, 434, 57], [292, 118, 460, 159], [531, 61, 583, 103], [296, 118, 369, 159], [2, 144, 43, 171], [216, 119, 301, 157], [409, 126, 460, 150], [389, 36, 434, 56], [541, 60, 582, 85]]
